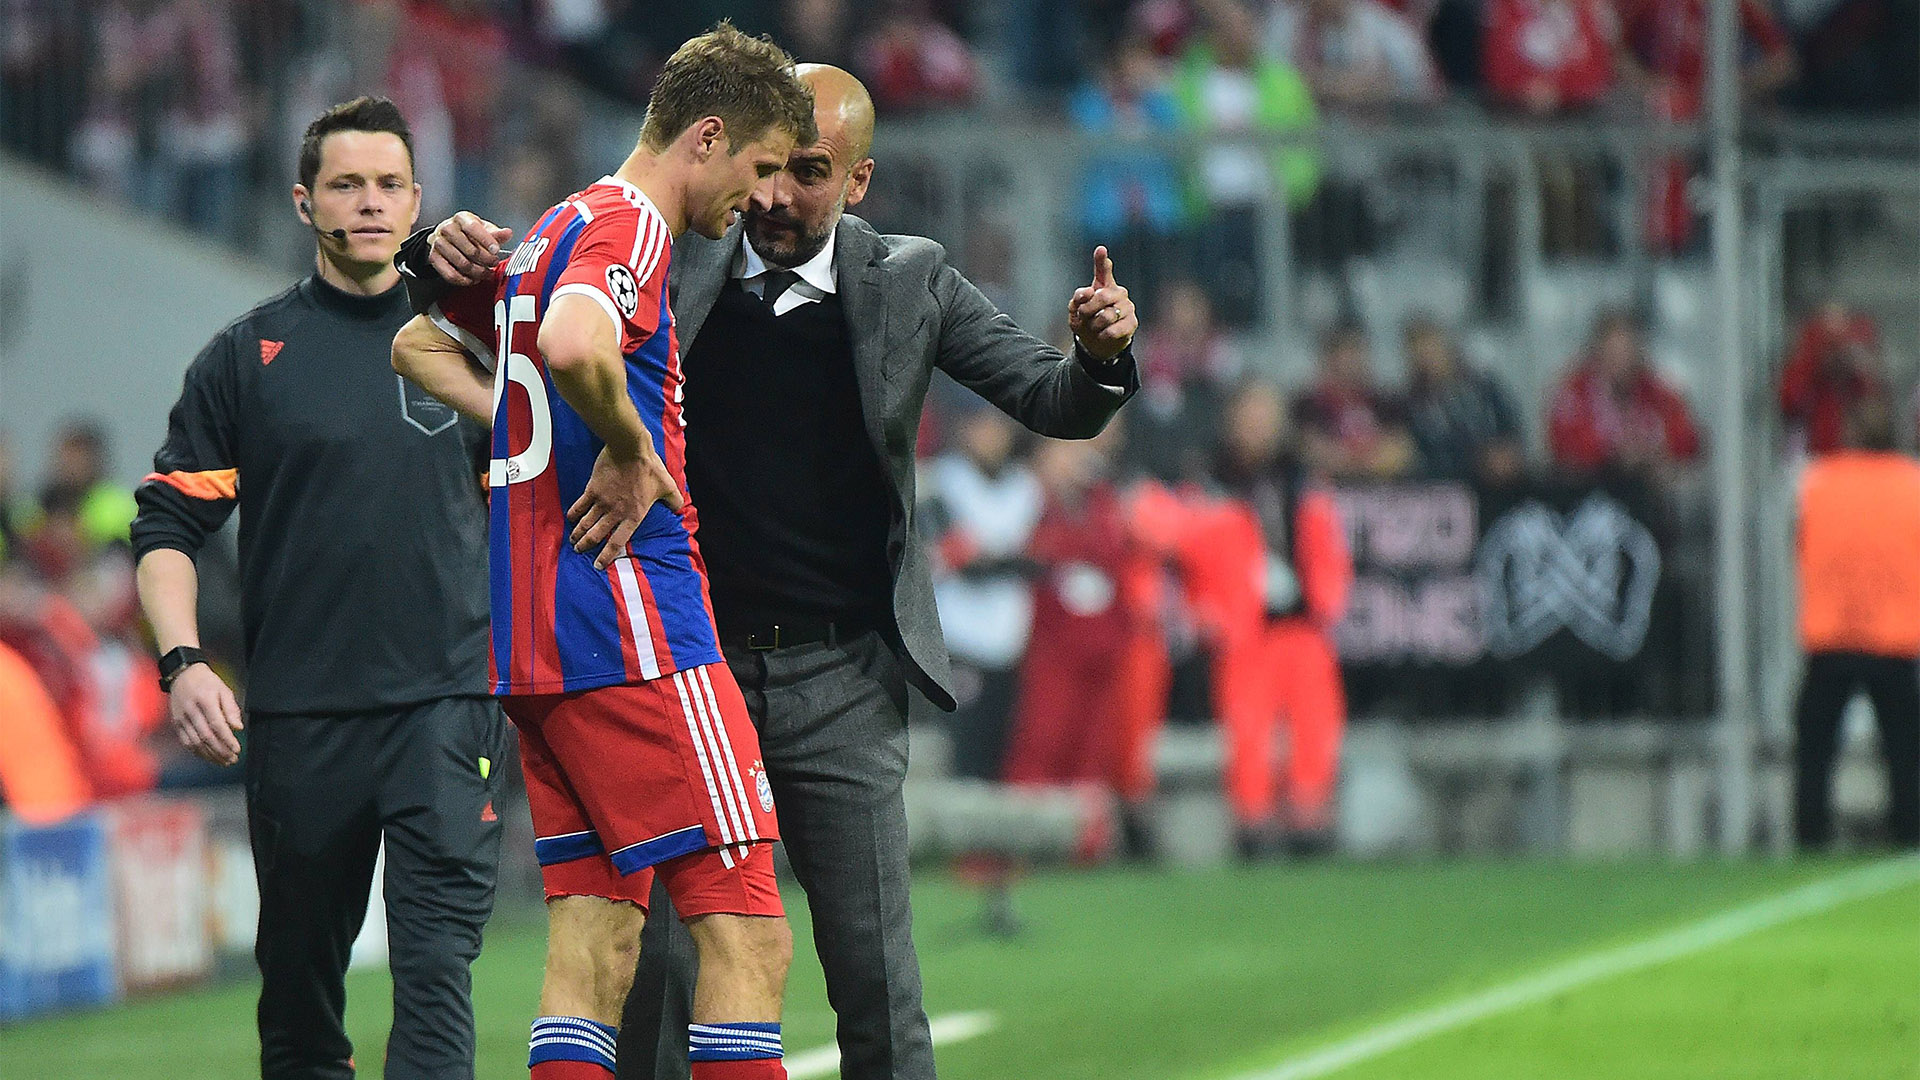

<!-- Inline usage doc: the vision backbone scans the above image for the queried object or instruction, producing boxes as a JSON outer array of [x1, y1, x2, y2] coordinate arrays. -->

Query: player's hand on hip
[[429, 211, 513, 285], [1068, 245, 1137, 362], [167, 664, 243, 767], [568, 447, 688, 571]]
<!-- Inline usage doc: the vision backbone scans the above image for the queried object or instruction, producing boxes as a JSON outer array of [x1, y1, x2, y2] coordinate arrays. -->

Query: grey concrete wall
[[0, 159, 291, 489]]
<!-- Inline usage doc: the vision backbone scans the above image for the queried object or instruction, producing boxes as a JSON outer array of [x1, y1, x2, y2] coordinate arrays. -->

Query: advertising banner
[[0, 812, 118, 1020], [108, 799, 212, 992]]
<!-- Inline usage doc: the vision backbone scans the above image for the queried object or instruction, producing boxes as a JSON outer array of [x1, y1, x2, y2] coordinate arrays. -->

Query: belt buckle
[[746, 625, 782, 651]]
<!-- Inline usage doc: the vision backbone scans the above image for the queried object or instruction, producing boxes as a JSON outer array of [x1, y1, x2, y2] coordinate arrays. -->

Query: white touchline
[[786, 1011, 999, 1080], [1235, 856, 1920, 1080]]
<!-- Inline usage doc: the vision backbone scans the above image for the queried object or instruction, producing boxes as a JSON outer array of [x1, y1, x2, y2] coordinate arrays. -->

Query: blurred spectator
[[1122, 280, 1240, 483], [0, 636, 92, 824], [405, 0, 507, 210], [1, 0, 87, 166], [858, 0, 980, 113], [1483, 0, 1621, 255], [1793, 0, 1920, 112], [1779, 299, 1883, 456], [924, 407, 1044, 782], [998, 0, 1094, 96], [1209, 380, 1352, 854], [1170, 0, 1319, 328], [1614, 0, 1796, 250], [1068, 34, 1187, 306], [1130, 0, 1198, 57], [780, 0, 857, 72], [0, 554, 162, 803], [33, 418, 138, 556], [1547, 309, 1702, 475], [491, 80, 586, 234], [1615, 0, 1797, 103], [1402, 315, 1525, 483], [73, 0, 253, 244], [1264, 0, 1443, 111], [1293, 322, 1415, 479], [1792, 395, 1920, 850], [1482, 0, 1621, 114], [1003, 437, 1145, 792]]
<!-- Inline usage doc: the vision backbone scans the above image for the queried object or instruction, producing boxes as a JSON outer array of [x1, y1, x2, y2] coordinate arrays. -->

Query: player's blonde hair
[[639, 22, 817, 155]]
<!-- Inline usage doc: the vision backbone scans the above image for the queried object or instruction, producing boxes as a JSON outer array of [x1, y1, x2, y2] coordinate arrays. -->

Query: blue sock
[[530, 1015, 618, 1071], [688, 1021, 782, 1062]]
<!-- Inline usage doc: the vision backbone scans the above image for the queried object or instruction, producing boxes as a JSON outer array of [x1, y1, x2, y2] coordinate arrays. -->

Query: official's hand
[[567, 447, 688, 570], [429, 212, 513, 286], [1068, 246, 1137, 362], [168, 664, 243, 767]]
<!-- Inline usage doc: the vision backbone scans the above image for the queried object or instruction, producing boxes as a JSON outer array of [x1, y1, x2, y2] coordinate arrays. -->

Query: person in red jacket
[[1547, 310, 1701, 475], [1208, 381, 1353, 855], [1613, 0, 1795, 250], [1483, 0, 1620, 113], [1780, 300, 1883, 456], [1004, 437, 1151, 795]]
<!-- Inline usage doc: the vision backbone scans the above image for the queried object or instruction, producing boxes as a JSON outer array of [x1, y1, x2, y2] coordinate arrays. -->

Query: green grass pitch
[[2, 860, 1913, 1079]]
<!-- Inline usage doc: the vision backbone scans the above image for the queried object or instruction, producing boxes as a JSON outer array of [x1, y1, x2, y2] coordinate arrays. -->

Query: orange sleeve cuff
[[143, 468, 238, 501]]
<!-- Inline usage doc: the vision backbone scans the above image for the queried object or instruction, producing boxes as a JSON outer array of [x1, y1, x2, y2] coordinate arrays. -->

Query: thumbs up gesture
[[1067, 245, 1138, 362]]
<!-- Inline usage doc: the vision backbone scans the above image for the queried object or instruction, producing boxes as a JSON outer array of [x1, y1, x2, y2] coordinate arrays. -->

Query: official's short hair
[[298, 96, 414, 189], [639, 22, 817, 154]]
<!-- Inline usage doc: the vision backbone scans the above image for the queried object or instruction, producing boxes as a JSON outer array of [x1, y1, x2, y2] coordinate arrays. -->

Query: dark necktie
[[760, 269, 800, 310]]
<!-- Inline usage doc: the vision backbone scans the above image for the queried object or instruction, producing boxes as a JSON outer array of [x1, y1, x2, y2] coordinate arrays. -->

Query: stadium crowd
[[3, 0, 1914, 251]]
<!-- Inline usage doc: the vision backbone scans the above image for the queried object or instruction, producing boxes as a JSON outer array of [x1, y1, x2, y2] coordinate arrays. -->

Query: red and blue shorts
[[503, 662, 782, 918]]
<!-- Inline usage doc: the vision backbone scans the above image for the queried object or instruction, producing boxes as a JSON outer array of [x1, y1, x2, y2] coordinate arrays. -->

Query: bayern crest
[[751, 760, 774, 813]]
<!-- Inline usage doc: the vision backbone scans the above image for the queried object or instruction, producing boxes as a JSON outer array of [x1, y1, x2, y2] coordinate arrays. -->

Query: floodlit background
[[0, 0, 1915, 1076]]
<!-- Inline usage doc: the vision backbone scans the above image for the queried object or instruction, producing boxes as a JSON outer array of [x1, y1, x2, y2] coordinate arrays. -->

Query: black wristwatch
[[158, 646, 211, 692]]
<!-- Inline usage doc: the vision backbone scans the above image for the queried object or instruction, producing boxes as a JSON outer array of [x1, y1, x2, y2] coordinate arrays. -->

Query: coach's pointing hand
[[1067, 246, 1137, 362], [568, 446, 688, 571], [428, 211, 514, 286], [168, 663, 244, 766]]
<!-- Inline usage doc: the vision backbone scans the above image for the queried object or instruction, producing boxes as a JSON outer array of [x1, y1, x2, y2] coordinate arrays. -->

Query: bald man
[[414, 65, 1139, 1080]]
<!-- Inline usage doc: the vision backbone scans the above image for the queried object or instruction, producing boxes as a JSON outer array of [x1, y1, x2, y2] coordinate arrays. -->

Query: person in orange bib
[[1208, 381, 1352, 856], [1793, 395, 1920, 849]]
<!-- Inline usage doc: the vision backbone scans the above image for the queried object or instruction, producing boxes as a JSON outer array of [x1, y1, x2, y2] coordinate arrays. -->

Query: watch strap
[[158, 645, 210, 691]]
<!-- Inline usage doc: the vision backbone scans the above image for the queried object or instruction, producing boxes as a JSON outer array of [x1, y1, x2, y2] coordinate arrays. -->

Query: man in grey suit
[[417, 65, 1137, 1080]]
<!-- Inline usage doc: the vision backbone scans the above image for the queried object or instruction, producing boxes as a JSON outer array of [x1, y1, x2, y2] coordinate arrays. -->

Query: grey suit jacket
[[669, 214, 1137, 711]]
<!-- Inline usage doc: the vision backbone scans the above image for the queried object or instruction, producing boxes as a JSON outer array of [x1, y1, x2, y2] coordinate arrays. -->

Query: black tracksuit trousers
[[1794, 651, 1920, 849], [244, 696, 505, 1080]]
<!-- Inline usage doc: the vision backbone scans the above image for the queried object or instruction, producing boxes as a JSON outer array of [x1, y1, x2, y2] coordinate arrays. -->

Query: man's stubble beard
[[745, 191, 847, 269]]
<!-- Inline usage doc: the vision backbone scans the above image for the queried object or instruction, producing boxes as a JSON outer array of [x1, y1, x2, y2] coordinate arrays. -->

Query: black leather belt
[[721, 620, 868, 651]]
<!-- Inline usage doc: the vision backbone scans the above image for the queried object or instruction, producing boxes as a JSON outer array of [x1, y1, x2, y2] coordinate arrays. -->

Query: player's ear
[[692, 116, 726, 160], [843, 158, 874, 209]]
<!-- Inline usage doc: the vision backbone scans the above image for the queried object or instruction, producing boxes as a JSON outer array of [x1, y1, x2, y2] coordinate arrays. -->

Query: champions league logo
[[606, 264, 640, 319]]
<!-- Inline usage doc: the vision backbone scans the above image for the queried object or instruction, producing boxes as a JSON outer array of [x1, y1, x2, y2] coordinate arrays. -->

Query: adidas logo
[[480, 800, 497, 823], [260, 339, 285, 365]]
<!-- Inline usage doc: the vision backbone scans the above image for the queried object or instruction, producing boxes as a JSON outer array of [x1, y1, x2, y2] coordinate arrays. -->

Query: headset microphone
[[300, 199, 348, 242]]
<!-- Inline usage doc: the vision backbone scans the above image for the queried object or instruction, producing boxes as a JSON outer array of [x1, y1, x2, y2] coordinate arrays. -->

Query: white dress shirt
[[734, 225, 838, 316]]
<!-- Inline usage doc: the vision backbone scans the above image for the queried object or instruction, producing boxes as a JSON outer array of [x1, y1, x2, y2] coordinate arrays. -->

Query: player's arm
[[393, 314, 495, 424], [541, 292, 686, 570], [132, 333, 244, 766]]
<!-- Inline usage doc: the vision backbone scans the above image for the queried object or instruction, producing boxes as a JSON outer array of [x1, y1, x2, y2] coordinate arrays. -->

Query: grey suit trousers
[[616, 630, 936, 1080]]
